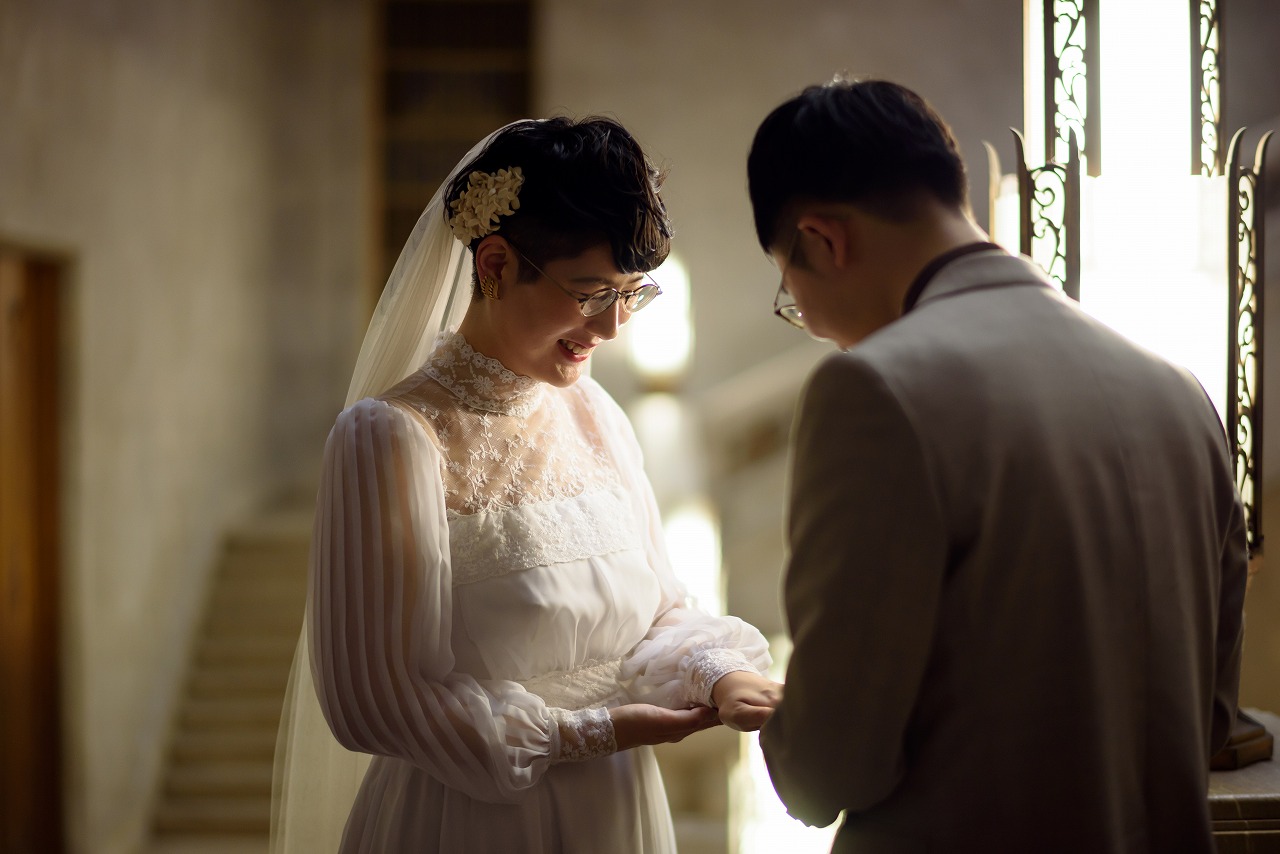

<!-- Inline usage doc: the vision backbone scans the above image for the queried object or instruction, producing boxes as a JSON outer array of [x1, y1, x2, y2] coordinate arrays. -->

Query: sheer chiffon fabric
[[294, 332, 770, 852]]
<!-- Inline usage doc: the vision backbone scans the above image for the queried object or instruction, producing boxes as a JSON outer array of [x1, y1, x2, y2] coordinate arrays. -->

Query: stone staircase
[[150, 510, 311, 846], [147, 505, 745, 853]]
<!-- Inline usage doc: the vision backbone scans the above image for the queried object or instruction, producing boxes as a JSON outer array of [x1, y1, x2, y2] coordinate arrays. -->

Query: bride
[[271, 117, 780, 852]]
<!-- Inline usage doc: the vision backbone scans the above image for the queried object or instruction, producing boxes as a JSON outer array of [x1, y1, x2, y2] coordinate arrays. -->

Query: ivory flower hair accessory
[[448, 166, 525, 242]]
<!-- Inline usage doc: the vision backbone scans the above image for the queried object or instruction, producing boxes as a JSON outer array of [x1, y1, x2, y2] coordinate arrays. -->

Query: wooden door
[[0, 248, 63, 854]]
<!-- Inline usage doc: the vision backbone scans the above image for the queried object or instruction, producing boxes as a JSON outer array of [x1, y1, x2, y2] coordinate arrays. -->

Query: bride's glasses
[[509, 243, 662, 317], [773, 230, 805, 330]]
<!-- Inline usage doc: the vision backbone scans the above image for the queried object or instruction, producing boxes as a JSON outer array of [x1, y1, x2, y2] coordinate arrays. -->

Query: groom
[[750, 79, 1248, 853]]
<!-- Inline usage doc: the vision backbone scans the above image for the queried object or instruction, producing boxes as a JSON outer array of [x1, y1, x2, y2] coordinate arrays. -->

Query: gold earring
[[480, 275, 501, 301]]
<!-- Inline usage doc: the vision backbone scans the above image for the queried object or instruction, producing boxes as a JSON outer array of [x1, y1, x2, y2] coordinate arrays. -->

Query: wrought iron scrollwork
[[1043, 0, 1100, 176], [1226, 129, 1272, 556], [1014, 129, 1081, 301], [1193, 0, 1223, 177]]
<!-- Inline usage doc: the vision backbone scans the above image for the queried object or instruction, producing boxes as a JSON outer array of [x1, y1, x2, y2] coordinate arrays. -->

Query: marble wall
[[0, 2, 368, 850], [536, 0, 1023, 400]]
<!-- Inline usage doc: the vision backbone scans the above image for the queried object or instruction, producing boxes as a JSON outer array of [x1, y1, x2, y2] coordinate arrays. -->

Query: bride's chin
[[549, 362, 583, 387]]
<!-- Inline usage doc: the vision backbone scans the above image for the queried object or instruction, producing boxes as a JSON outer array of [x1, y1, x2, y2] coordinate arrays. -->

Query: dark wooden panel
[[384, 1, 530, 51], [0, 250, 63, 854], [371, 0, 533, 288]]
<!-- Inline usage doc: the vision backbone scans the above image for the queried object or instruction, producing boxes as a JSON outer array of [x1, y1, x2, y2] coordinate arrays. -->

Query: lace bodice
[[386, 332, 621, 517], [305, 331, 770, 808]]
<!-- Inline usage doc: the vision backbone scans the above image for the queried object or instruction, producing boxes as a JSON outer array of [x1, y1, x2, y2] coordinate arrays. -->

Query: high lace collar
[[423, 332, 543, 417]]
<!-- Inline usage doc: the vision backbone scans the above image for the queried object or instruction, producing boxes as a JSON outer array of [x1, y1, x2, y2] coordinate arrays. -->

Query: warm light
[[626, 253, 692, 383], [734, 635, 838, 853], [993, 173, 1021, 252], [662, 501, 723, 616], [1016, 0, 1230, 418], [1081, 175, 1228, 415], [1082, 0, 1226, 416], [627, 392, 703, 505]]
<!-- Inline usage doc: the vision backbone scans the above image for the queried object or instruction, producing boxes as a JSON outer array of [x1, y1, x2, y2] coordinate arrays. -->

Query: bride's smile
[[459, 241, 652, 388]]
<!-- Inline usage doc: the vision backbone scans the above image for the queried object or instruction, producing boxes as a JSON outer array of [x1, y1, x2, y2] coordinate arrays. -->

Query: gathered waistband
[[517, 657, 624, 711]]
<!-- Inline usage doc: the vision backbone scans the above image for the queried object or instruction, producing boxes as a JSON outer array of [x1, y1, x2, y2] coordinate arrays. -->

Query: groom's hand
[[609, 703, 721, 751], [711, 672, 784, 732]]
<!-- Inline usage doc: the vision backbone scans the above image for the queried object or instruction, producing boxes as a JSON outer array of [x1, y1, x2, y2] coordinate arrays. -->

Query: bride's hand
[[609, 704, 721, 751], [711, 672, 784, 732]]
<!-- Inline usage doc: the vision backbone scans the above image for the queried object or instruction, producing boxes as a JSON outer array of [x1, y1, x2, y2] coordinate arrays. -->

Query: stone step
[[153, 797, 271, 835], [177, 722, 278, 747], [182, 698, 285, 728], [197, 637, 298, 667], [222, 544, 309, 563], [216, 567, 305, 590], [188, 666, 291, 700], [225, 510, 314, 545], [212, 573, 307, 601], [201, 624, 302, 649], [166, 761, 274, 799], [146, 835, 267, 853], [221, 547, 307, 565], [171, 730, 278, 763], [152, 507, 316, 844], [204, 601, 306, 632], [220, 545, 309, 571]]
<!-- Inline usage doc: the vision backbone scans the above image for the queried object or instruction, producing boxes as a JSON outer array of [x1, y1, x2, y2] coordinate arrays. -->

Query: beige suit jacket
[[761, 250, 1248, 854]]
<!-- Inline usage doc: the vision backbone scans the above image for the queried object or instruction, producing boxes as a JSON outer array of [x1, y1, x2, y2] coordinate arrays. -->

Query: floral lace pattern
[[422, 332, 542, 417], [390, 333, 621, 519], [449, 487, 640, 585], [550, 706, 617, 763], [518, 658, 624, 711], [686, 648, 756, 707]]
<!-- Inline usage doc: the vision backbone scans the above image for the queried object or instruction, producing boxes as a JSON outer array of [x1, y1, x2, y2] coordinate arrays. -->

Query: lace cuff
[[686, 648, 757, 707], [549, 706, 616, 763]]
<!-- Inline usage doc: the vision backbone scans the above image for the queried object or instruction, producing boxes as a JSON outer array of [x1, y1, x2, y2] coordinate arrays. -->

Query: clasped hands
[[609, 671, 783, 751]]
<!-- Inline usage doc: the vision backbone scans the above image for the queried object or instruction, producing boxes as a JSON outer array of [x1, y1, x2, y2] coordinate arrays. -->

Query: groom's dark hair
[[748, 78, 968, 251]]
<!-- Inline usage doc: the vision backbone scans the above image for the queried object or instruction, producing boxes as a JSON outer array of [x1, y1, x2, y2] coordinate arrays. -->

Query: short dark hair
[[747, 79, 968, 250], [446, 117, 672, 295]]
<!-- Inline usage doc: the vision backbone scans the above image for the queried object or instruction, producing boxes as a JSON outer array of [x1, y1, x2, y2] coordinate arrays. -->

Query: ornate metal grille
[[1043, 0, 1100, 176], [1193, 0, 1223, 177], [1226, 130, 1272, 555], [1014, 130, 1081, 301]]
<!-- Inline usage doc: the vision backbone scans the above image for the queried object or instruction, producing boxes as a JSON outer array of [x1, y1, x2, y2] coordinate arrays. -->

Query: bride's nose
[[585, 299, 626, 340]]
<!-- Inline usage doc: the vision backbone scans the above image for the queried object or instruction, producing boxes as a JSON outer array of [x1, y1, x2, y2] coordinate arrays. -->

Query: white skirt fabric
[[342, 741, 675, 853]]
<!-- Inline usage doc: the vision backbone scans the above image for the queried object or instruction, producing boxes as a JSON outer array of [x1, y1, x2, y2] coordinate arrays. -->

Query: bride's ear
[[473, 236, 513, 285]]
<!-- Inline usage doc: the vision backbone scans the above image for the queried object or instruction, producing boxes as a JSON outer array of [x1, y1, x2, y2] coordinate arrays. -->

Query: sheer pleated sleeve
[[583, 382, 772, 708], [308, 397, 608, 804]]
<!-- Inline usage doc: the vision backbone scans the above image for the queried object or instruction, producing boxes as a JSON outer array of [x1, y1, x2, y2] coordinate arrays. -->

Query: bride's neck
[[456, 305, 502, 362]]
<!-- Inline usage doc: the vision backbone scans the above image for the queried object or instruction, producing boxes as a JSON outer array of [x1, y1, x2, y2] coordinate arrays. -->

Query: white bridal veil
[[269, 126, 514, 854]]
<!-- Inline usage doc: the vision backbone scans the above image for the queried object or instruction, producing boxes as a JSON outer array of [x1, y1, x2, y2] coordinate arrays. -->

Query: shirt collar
[[902, 242, 1004, 314]]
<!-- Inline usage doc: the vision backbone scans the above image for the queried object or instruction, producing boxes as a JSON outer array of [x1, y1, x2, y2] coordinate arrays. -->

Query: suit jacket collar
[[906, 247, 1055, 313]]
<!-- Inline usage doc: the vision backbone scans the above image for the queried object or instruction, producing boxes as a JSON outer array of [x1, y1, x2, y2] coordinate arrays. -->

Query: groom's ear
[[795, 213, 855, 270]]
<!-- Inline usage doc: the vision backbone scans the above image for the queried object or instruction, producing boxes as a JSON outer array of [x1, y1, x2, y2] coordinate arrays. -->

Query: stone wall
[[534, 0, 1024, 399], [0, 2, 368, 850]]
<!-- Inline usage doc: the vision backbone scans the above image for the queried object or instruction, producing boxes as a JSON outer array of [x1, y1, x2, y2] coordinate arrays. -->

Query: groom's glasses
[[773, 231, 806, 330], [774, 286, 804, 330], [508, 242, 662, 318]]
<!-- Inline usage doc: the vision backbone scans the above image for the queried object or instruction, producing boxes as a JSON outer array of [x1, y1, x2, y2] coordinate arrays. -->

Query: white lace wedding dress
[[307, 332, 770, 852]]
